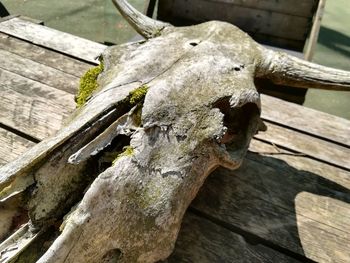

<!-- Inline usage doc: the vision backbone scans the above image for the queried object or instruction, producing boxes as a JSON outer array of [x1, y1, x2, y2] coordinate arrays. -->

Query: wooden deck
[[0, 16, 350, 262]]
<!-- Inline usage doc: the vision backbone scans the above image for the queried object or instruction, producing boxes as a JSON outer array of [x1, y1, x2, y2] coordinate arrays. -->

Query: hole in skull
[[213, 98, 259, 151], [102, 248, 122, 262], [94, 135, 131, 173], [189, 42, 198, 46]]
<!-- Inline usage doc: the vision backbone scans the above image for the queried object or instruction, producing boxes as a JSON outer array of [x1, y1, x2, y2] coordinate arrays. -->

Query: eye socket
[[213, 98, 259, 147]]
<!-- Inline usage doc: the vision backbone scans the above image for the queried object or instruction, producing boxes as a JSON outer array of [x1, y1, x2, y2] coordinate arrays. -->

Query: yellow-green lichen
[[129, 85, 149, 105], [127, 180, 162, 210], [112, 146, 134, 165], [76, 62, 104, 107], [127, 85, 149, 127]]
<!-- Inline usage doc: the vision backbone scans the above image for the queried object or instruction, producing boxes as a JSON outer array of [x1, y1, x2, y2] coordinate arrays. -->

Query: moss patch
[[76, 62, 104, 107], [129, 85, 149, 105], [112, 146, 134, 164], [126, 181, 162, 211]]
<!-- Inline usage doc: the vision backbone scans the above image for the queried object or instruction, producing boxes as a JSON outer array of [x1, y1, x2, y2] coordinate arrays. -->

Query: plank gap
[[206, 1, 315, 18], [252, 137, 350, 172], [0, 122, 40, 143], [261, 118, 349, 149], [0, 18, 106, 64], [260, 94, 350, 147], [0, 31, 99, 66], [0, 46, 81, 79], [188, 207, 315, 263], [0, 66, 77, 95]]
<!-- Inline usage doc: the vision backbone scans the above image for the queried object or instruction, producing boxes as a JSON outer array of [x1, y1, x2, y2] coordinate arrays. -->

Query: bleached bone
[[0, 0, 349, 262], [111, 0, 171, 38]]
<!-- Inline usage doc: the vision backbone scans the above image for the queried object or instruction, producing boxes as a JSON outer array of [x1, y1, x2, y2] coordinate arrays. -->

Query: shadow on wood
[[166, 151, 350, 262]]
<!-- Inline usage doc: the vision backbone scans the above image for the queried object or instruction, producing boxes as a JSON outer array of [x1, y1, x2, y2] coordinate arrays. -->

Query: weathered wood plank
[[255, 122, 350, 170], [295, 192, 350, 238], [17, 15, 44, 25], [248, 140, 350, 225], [261, 94, 350, 147], [192, 141, 350, 262], [0, 128, 35, 167], [206, 0, 317, 17], [253, 33, 305, 51], [0, 17, 106, 64], [0, 49, 79, 94], [304, 0, 325, 60], [165, 212, 300, 262], [0, 33, 91, 77], [249, 139, 350, 190], [160, 0, 311, 41], [0, 69, 76, 140]]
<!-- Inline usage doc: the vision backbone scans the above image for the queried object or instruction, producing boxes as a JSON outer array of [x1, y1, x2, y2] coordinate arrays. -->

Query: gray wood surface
[[0, 49, 79, 94], [0, 69, 75, 140], [159, 0, 311, 41], [255, 122, 350, 170], [0, 16, 349, 262], [0, 32, 90, 77], [205, 0, 317, 17], [261, 94, 350, 147], [0, 128, 35, 166], [166, 212, 300, 262], [249, 140, 350, 190], [191, 139, 350, 263], [0, 17, 106, 64]]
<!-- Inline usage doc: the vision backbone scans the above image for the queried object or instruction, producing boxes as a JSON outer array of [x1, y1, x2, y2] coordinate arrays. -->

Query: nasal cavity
[[213, 98, 259, 143]]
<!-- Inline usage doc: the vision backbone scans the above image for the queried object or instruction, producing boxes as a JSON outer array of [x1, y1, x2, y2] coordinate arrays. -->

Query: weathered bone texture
[[1, 0, 350, 262], [111, 0, 170, 38]]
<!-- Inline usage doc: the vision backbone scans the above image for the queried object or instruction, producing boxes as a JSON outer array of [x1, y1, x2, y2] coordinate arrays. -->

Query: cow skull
[[0, 0, 349, 262]]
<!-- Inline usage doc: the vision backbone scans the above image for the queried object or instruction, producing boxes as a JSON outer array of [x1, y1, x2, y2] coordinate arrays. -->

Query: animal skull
[[0, 0, 349, 262]]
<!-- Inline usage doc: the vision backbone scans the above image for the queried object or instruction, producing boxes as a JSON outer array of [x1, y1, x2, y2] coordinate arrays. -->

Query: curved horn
[[257, 49, 350, 91], [112, 0, 171, 39]]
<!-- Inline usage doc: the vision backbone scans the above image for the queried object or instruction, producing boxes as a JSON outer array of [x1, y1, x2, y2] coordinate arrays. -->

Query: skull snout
[[213, 97, 260, 168]]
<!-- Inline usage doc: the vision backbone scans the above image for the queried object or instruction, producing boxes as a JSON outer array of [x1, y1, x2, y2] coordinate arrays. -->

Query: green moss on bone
[[127, 181, 162, 210], [76, 62, 104, 107], [112, 146, 134, 165], [129, 85, 149, 105], [127, 85, 149, 126]]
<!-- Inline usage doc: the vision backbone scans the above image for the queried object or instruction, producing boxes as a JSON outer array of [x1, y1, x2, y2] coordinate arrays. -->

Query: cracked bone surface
[[1, 0, 350, 262]]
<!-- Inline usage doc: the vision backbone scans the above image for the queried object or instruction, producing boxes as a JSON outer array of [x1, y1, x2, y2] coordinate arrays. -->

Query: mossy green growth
[[126, 181, 162, 210], [129, 85, 149, 105], [76, 62, 104, 107], [112, 146, 134, 165]]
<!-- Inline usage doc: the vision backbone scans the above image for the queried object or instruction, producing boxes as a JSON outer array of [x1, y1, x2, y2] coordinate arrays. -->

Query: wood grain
[[0, 128, 35, 167], [261, 94, 350, 147], [0, 69, 76, 140], [166, 212, 300, 262], [191, 140, 350, 262], [206, 0, 317, 17], [0, 49, 79, 94], [0, 17, 106, 64], [255, 122, 350, 170], [0, 33, 91, 77], [249, 139, 350, 190], [304, 0, 325, 60], [161, 0, 311, 41]]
